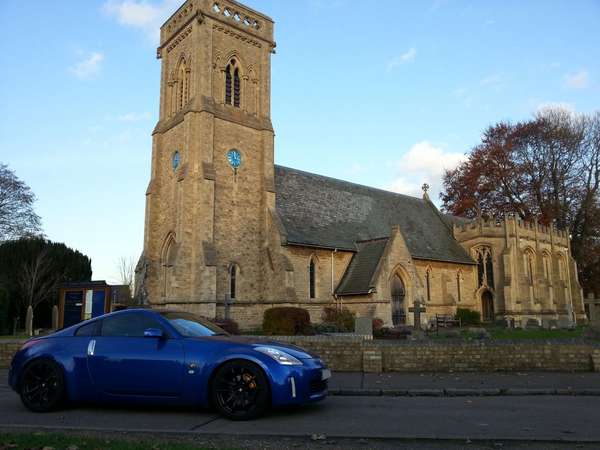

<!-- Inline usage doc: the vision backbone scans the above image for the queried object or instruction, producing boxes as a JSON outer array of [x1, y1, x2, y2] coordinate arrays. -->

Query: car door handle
[[87, 339, 96, 356]]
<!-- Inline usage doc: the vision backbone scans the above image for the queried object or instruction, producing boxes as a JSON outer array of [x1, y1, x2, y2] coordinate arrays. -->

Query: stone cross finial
[[421, 183, 430, 200], [408, 300, 427, 331]]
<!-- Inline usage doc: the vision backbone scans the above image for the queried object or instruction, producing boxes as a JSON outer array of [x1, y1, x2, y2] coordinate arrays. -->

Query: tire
[[210, 360, 270, 420], [19, 358, 65, 412]]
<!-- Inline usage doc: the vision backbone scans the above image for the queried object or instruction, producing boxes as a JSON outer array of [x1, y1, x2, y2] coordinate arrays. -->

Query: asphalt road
[[1, 381, 600, 443]]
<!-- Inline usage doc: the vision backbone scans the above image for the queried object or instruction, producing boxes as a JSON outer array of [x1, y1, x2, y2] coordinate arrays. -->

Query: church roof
[[335, 238, 389, 295], [274, 165, 475, 265]]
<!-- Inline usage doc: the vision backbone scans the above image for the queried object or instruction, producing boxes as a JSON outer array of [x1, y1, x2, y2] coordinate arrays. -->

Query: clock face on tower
[[227, 149, 242, 169]]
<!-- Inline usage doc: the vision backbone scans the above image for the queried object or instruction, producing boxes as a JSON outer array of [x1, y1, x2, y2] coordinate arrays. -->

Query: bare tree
[[18, 248, 60, 311], [0, 163, 42, 241], [116, 256, 136, 293]]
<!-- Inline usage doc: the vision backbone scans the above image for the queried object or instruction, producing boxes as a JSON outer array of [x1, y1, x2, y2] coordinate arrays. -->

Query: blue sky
[[0, 0, 598, 282]]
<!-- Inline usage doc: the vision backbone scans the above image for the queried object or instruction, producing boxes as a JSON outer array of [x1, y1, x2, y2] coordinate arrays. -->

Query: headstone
[[557, 316, 573, 329], [408, 300, 427, 331], [355, 316, 373, 336], [25, 305, 33, 336], [542, 318, 558, 330], [52, 305, 59, 330]]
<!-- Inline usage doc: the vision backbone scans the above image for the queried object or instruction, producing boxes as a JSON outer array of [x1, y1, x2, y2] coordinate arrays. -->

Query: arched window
[[225, 59, 241, 107], [524, 249, 535, 285], [179, 65, 185, 111], [174, 57, 190, 114], [542, 252, 551, 280], [233, 68, 240, 107], [425, 268, 432, 302], [229, 264, 237, 300], [557, 254, 566, 281], [161, 234, 177, 297], [391, 273, 406, 326], [456, 270, 462, 302], [474, 246, 493, 289], [309, 258, 316, 299]]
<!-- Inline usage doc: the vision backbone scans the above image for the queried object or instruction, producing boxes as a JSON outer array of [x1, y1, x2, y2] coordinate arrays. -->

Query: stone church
[[137, 0, 586, 329]]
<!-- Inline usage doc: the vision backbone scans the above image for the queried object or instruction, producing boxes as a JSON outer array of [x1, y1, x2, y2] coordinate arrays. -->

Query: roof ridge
[[274, 164, 425, 202]]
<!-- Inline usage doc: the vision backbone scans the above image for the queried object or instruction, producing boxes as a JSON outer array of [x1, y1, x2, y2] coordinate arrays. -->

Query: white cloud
[[564, 69, 589, 89], [102, 0, 181, 43], [118, 112, 153, 122], [386, 141, 466, 200], [69, 52, 105, 80], [387, 48, 417, 71]]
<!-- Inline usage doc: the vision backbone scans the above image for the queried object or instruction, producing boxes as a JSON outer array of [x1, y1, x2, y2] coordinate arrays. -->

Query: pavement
[[2, 369, 600, 444], [328, 371, 600, 396]]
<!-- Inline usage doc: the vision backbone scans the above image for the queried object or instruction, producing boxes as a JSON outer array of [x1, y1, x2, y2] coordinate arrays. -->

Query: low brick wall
[[0, 340, 24, 369], [261, 337, 600, 373], [1, 337, 598, 373]]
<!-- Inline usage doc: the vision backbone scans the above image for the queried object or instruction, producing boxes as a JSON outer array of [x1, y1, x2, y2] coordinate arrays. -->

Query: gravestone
[[354, 317, 373, 336], [52, 305, 59, 330], [25, 305, 33, 336], [408, 300, 426, 331]]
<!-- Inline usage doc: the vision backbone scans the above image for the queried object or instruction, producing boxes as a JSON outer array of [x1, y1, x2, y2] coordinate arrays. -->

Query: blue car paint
[[8, 309, 328, 409]]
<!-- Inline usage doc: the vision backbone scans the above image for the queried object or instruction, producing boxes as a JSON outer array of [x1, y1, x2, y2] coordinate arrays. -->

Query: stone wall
[[2, 338, 598, 373], [0, 340, 23, 369], [255, 336, 600, 373]]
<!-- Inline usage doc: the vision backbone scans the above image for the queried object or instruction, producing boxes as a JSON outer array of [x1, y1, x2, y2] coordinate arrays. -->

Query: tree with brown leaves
[[441, 108, 600, 295]]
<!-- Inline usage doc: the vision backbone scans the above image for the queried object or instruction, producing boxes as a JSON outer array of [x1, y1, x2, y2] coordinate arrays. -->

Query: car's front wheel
[[20, 358, 65, 412], [210, 360, 270, 420]]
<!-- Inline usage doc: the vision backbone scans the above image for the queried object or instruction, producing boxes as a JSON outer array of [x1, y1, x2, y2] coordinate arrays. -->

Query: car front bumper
[[270, 358, 330, 407]]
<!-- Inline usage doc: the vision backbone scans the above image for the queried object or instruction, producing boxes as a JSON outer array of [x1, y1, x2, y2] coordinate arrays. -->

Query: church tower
[[141, 0, 276, 317]]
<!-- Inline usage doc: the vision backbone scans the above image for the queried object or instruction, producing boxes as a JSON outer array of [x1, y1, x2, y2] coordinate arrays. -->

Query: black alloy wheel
[[211, 360, 270, 420], [20, 359, 65, 412]]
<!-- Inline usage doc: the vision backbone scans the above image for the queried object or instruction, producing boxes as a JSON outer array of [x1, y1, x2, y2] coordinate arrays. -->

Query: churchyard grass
[[0, 432, 227, 450], [430, 325, 592, 341]]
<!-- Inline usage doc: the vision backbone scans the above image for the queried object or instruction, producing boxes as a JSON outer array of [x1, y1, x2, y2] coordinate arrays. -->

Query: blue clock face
[[172, 151, 180, 170], [227, 149, 242, 169]]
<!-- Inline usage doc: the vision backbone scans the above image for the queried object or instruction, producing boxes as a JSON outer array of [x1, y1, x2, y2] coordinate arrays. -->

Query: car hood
[[193, 335, 318, 360]]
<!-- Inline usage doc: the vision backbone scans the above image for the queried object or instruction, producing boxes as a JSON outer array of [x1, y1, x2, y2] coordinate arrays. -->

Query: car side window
[[100, 313, 163, 337], [75, 321, 97, 336]]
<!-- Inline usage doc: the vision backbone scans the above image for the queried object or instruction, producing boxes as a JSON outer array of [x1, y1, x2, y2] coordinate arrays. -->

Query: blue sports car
[[8, 308, 330, 420]]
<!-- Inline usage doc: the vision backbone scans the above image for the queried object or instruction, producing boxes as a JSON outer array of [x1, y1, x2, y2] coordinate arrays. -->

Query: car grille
[[309, 378, 328, 394]]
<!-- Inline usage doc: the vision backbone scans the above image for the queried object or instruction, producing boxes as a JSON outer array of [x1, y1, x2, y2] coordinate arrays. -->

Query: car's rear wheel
[[20, 359, 65, 412], [210, 360, 270, 420]]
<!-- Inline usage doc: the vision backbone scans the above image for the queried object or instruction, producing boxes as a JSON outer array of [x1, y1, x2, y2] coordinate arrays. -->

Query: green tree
[[0, 237, 92, 330]]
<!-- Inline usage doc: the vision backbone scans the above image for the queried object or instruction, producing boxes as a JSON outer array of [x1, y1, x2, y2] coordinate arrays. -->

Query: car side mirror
[[144, 328, 163, 338]]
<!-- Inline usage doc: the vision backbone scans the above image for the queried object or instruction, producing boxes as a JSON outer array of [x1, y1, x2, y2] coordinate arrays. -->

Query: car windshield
[[160, 312, 228, 337]]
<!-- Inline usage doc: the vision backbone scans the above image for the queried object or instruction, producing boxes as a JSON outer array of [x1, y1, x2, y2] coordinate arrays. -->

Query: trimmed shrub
[[214, 318, 240, 335], [372, 318, 384, 333], [375, 326, 411, 340], [263, 307, 311, 336], [455, 308, 481, 326], [321, 306, 355, 332]]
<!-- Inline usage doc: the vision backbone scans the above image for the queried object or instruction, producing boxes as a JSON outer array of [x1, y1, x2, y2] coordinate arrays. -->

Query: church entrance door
[[481, 290, 494, 322], [391, 274, 406, 326]]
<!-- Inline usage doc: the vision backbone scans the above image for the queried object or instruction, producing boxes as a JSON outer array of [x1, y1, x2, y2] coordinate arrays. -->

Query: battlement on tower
[[159, 0, 274, 48], [453, 216, 570, 246]]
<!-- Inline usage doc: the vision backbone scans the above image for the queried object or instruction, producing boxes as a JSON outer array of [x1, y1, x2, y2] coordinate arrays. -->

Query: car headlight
[[255, 347, 303, 366]]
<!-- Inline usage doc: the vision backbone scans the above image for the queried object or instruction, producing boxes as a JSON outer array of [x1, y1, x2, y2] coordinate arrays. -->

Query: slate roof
[[335, 238, 389, 295], [274, 165, 475, 265]]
